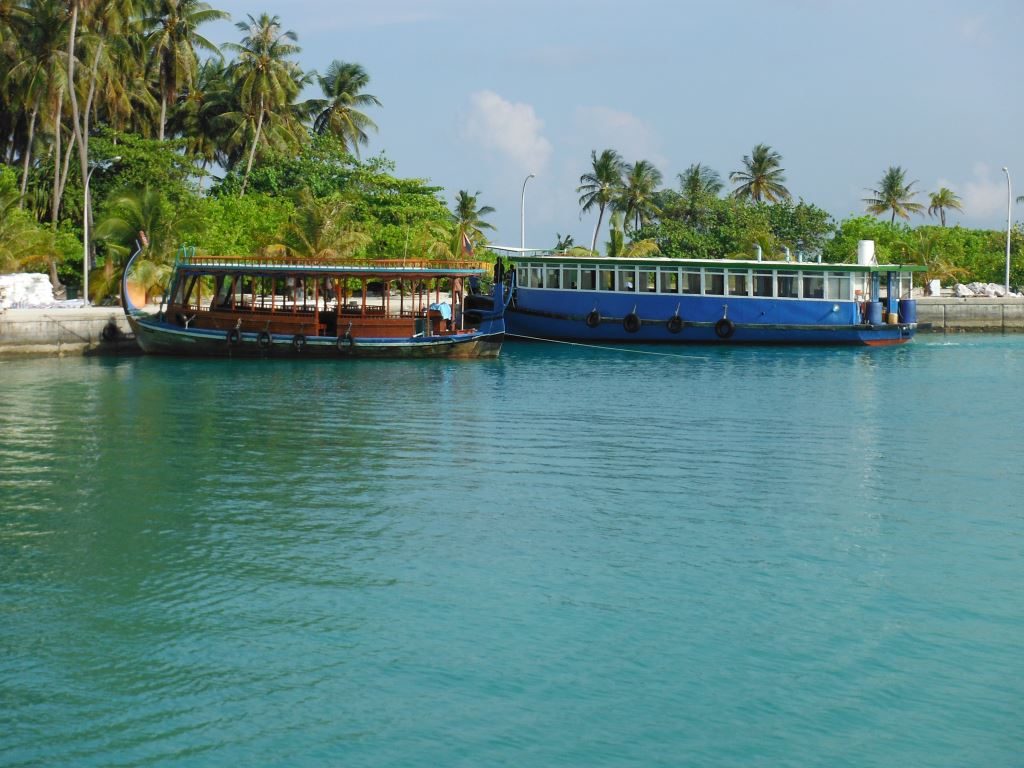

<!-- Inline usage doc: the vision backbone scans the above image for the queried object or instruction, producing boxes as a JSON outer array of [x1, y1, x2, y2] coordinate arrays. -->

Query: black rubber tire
[[714, 318, 736, 339], [227, 328, 241, 346], [623, 312, 641, 333], [101, 323, 120, 341], [667, 315, 683, 334], [585, 310, 601, 328], [292, 333, 306, 352], [336, 333, 352, 352], [257, 331, 272, 350]]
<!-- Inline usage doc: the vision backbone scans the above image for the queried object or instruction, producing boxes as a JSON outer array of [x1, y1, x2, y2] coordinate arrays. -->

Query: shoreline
[[3, 298, 1024, 358]]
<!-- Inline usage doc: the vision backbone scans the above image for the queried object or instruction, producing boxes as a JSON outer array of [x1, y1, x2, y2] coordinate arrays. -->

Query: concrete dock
[[0, 307, 140, 357], [915, 297, 1024, 333]]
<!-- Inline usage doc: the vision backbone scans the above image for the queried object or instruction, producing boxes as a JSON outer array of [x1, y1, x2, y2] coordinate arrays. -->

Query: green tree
[[93, 184, 189, 301], [577, 148, 625, 253], [143, 0, 228, 141], [554, 232, 574, 251], [451, 189, 494, 255], [5, 0, 67, 205], [618, 159, 662, 233], [927, 187, 963, 227], [0, 166, 56, 272], [270, 188, 369, 259], [223, 13, 304, 196], [678, 162, 723, 198], [730, 144, 790, 203], [864, 166, 924, 224], [311, 60, 380, 157]]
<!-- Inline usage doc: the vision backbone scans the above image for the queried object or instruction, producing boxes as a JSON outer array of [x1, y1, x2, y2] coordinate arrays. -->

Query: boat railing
[[174, 253, 491, 273]]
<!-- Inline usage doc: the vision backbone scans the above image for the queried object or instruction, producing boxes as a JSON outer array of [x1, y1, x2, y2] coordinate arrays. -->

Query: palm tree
[[927, 187, 963, 227], [0, 177, 56, 273], [864, 166, 924, 224], [577, 148, 625, 253], [311, 60, 380, 157], [554, 233, 574, 251], [143, 0, 228, 141], [678, 163, 723, 198], [618, 159, 662, 232], [93, 185, 184, 301], [272, 188, 369, 259], [730, 144, 790, 203], [451, 190, 494, 254], [224, 13, 304, 196], [169, 57, 231, 175], [5, 0, 67, 205]]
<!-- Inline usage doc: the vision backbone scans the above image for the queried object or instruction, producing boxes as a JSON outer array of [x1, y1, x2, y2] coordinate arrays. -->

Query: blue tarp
[[428, 302, 452, 320]]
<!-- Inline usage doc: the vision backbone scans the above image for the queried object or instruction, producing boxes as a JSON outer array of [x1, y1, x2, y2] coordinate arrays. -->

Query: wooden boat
[[496, 244, 925, 346], [121, 246, 507, 358]]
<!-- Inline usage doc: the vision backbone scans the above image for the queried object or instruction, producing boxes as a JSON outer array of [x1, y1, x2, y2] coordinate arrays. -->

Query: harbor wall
[[915, 297, 1024, 333], [0, 308, 139, 357]]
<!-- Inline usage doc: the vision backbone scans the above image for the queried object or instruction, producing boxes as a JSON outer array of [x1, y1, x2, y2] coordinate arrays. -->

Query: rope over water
[[506, 333, 710, 360]]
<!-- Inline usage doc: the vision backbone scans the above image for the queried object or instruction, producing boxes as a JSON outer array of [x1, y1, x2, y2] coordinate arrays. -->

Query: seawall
[[916, 297, 1024, 333], [0, 307, 139, 357]]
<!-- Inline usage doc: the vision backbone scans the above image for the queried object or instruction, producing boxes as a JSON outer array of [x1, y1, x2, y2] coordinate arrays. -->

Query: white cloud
[[572, 106, 666, 170], [463, 91, 553, 173], [942, 163, 1011, 221], [957, 14, 990, 45]]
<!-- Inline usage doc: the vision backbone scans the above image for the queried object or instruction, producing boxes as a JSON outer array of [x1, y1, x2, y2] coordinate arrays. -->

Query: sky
[[204, 0, 1024, 251]]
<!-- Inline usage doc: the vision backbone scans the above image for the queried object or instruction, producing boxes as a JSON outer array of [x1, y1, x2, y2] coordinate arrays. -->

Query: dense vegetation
[[574, 148, 1024, 288], [0, 0, 1021, 300]]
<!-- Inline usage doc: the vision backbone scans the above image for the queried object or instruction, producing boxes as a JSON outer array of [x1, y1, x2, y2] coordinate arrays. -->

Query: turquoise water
[[1, 337, 1022, 767]]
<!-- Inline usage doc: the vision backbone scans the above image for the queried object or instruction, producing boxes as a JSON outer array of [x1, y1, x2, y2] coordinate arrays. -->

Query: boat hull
[[128, 315, 503, 358], [507, 291, 915, 346]]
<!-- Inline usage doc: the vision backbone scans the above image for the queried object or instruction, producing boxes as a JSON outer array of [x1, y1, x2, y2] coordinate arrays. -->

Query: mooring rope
[[506, 332, 709, 360]]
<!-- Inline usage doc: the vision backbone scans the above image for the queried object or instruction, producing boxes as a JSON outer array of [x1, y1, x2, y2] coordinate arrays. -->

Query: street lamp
[[82, 156, 120, 304], [1003, 167, 1012, 295], [520, 173, 535, 252]]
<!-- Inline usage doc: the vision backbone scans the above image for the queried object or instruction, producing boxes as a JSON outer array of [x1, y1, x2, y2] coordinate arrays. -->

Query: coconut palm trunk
[[240, 96, 264, 197], [18, 101, 39, 206], [590, 205, 606, 254]]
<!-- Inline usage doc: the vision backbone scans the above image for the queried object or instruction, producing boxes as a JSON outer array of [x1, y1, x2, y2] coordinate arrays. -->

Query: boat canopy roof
[[491, 247, 926, 274], [173, 253, 490, 279]]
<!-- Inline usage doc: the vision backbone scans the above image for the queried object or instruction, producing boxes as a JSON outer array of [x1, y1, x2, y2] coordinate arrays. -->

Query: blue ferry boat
[[496, 246, 924, 346], [122, 246, 507, 358]]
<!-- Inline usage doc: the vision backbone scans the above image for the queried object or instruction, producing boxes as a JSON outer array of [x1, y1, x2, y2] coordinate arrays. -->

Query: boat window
[[546, 266, 561, 289], [618, 267, 637, 292], [213, 275, 232, 307], [640, 270, 657, 292], [660, 268, 680, 294], [580, 266, 597, 290], [561, 264, 578, 289], [704, 268, 725, 296], [827, 272, 852, 300], [517, 266, 529, 287], [898, 272, 913, 299], [682, 270, 701, 294], [600, 268, 616, 291], [530, 265, 544, 288], [753, 270, 773, 297], [803, 273, 825, 299], [776, 273, 798, 298], [727, 270, 749, 296]]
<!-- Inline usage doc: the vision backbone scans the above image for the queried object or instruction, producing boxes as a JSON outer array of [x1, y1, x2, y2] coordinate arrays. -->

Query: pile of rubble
[[0, 273, 87, 309], [952, 282, 1022, 299]]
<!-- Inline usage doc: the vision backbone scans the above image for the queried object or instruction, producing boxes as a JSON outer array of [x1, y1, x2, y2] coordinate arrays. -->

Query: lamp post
[[520, 173, 535, 252], [1003, 167, 1012, 295], [82, 156, 120, 304]]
